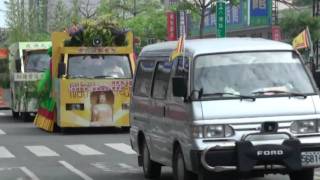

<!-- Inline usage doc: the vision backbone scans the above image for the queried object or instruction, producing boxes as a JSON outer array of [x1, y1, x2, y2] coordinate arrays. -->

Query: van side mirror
[[172, 76, 187, 97], [15, 59, 21, 72], [58, 62, 66, 78]]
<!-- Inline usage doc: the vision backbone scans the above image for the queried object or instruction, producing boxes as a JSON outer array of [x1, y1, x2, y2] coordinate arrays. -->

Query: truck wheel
[[289, 168, 314, 180], [12, 110, 19, 120], [21, 112, 31, 122], [142, 140, 161, 179], [173, 147, 197, 180]]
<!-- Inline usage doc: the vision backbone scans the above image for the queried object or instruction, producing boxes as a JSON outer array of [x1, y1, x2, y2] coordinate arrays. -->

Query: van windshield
[[68, 55, 132, 79], [193, 51, 315, 98]]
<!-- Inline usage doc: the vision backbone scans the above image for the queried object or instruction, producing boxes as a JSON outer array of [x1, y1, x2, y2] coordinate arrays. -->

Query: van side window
[[133, 61, 155, 97], [152, 61, 173, 99]]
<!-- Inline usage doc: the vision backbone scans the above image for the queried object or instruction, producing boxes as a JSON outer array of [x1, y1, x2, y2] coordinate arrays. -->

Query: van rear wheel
[[142, 140, 161, 179], [289, 168, 314, 180], [173, 147, 197, 180]]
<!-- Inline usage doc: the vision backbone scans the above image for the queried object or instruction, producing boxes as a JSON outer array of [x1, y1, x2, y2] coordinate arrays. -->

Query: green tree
[[5, 0, 29, 43], [280, 10, 320, 43], [71, 0, 80, 23], [49, 0, 69, 32], [123, 9, 166, 47], [98, 0, 163, 20], [5, 0, 50, 43], [175, 0, 239, 38], [292, 0, 313, 6], [79, 0, 97, 19], [96, 0, 166, 49]]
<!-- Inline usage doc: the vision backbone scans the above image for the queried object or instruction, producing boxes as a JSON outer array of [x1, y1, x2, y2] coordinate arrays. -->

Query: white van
[[130, 38, 320, 180]]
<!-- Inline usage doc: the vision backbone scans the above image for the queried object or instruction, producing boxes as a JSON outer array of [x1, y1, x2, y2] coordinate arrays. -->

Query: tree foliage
[[97, 0, 166, 50], [79, 0, 98, 19], [71, 0, 81, 23], [175, 0, 239, 38], [49, 0, 69, 32], [97, 0, 163, 19], [292, 0, 313, 6], [5, 0, 28, 43], [5, 0, 51, 44], [123, 10, 166, 46], [280, 10, 320, 43]]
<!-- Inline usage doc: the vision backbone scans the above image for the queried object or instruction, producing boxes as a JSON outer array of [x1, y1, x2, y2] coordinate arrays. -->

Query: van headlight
[[290, 120, 319, 134], [192, 125, 234, 138]]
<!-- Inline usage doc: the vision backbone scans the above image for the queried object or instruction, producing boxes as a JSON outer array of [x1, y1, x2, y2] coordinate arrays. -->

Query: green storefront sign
[[216, 0, 226, 38]]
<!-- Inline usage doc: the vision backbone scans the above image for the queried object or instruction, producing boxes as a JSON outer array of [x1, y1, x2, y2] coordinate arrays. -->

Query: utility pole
[[133, 0, 137, 16], [313, 0, 319, 69]]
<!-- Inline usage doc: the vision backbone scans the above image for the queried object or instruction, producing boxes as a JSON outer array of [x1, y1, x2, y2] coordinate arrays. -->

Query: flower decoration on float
[[64, 18, 129, 47]]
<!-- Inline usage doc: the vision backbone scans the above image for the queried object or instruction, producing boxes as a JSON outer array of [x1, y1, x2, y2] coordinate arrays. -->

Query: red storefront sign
[[0, 49, 8, 59], [272, 26, 282, 41], [166, 11, 177, 41]]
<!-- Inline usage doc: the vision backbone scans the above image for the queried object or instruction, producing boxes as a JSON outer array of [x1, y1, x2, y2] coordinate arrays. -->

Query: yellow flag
[[169, 35, 185, 62], [292, 29, 309, 50]]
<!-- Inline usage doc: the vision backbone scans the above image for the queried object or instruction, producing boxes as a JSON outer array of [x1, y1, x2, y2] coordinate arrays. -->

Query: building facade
[[165, 0, 282, 41]]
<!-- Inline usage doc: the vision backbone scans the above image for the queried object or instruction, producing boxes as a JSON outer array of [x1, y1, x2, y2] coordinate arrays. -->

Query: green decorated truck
[[9, 42, 51, 120]]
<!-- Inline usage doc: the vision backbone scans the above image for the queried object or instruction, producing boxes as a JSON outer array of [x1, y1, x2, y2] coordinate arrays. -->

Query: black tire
[[121, 127, 130, 132], [173, 147, 197, 180], [20, 112, 31, 122], [142, 140, 161, 179], [12, 110, 19, 120], [289, 168, 314, 180]]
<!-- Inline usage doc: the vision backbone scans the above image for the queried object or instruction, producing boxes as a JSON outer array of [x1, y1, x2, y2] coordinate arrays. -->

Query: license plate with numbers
[[301, 152, 320, 166]]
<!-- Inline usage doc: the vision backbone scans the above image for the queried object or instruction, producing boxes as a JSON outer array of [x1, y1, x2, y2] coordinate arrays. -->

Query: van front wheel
[[173, 147, 197, 180], [142, 141, 161, 179], [289, 168, 314, 180]]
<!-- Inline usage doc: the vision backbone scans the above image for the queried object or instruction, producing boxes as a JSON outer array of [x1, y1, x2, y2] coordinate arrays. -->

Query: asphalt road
[[0, 110, 317, 180]]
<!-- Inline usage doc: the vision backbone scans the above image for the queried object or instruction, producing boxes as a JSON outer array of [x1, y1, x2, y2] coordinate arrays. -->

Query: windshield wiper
[[202, 92, 256, 101], [69, 75, 94, 79], [252, 90, 307, 99], [94, 75, 114, 79]]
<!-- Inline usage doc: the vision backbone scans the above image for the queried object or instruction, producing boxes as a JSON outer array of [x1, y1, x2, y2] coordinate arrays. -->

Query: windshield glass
[[193, 51, 315, 98], [68, 55, 132, 78], [25, 51, 50, 72]]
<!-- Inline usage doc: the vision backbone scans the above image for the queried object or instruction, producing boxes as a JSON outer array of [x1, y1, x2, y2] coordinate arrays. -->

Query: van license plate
[[301, 152, 320, 166]]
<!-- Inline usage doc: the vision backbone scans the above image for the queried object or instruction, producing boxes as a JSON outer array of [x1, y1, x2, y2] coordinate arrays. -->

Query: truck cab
[[9, 42, 51, 120]]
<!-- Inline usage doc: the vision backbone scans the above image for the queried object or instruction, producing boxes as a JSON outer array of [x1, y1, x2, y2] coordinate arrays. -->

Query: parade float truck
[[0, 48, 10, 109], [40, 28, 135, 130], [9, 42, 51, 120]]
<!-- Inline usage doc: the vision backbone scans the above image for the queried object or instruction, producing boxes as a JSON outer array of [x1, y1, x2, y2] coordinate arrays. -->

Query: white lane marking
[[91, 162, 140, 173], [59, 160, 94, 180], [118, 163, 137, 171], [20, 167, 40, 180], [65, 144, 104, 156], [25, 146, 60, 157], [0, 146, 15, 158], [105, 143, 136, 155], [0, 129, 6, 135], [91, 162, 112, 172]]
